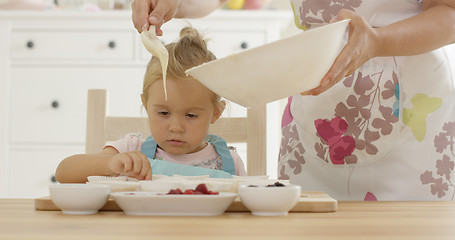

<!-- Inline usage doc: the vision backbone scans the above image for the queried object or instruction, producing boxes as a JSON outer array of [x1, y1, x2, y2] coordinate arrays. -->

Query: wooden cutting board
[[35, 191, 337, 213]]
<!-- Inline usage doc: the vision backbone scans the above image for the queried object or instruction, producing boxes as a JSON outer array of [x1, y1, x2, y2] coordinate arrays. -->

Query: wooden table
[[1, 199, 455, 240]]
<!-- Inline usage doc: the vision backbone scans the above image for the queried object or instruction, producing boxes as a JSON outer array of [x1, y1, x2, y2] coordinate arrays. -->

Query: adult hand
[[131, 0, 181, 35], [108, 151, 153, 180], [303, 9, 379, 96]]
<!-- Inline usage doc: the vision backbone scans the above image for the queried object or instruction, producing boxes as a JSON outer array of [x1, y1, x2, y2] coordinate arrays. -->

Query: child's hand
[[108, 151, 153, 180]]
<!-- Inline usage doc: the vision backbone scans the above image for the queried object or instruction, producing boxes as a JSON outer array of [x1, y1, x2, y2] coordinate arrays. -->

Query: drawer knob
[[26, 41, 34, 49], [240, 42, 248, 49], [108, 41, 116, 49], [51, 100, 59, 109], [50, 175, 57, 183]]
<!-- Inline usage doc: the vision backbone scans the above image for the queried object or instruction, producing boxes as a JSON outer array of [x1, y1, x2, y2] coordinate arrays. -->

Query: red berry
[[166, 184, 219, 195], [167, 188, 183, 194], [195, 184, 209, 194], [184, 189, 195, 194]]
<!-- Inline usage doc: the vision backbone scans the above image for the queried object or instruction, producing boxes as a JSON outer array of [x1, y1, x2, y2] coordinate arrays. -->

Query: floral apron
[[279, 0, 455, 200]]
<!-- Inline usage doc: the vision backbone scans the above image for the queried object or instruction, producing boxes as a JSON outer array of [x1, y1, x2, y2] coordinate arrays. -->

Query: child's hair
[[142, 26, 222, 108]]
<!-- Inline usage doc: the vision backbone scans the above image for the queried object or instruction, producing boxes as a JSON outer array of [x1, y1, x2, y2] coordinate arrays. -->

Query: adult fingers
[[148, 0, 179, 35], [148, 0, 173, 26], [131, 0, 153, 33], [307, 45, 355, 95], [321, 9, 357, 82], [336, 8, 356, 22], [309, 10, 364, 95], [154, 19, 164, 36]]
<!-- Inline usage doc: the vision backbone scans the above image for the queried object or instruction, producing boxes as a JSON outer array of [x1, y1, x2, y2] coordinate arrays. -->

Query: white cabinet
[[10, 66, 144, 144], [0, 10, 292, 198]]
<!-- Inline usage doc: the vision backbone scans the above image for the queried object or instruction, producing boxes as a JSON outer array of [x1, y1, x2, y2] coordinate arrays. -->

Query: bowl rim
[[49, 183, 111, 189], [238, 184, 301, 189]]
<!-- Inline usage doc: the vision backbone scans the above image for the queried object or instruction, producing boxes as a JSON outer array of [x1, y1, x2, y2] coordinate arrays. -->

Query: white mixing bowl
[[186, 20, 349, 108]]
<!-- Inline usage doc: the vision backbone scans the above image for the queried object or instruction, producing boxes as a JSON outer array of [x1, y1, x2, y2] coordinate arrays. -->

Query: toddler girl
[[55, 26, 246, 183]]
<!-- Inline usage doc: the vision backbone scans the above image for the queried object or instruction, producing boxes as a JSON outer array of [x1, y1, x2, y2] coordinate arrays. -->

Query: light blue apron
[[140, 135, 235, 178]]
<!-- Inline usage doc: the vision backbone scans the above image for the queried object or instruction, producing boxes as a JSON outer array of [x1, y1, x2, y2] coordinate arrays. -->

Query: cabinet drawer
[[206, 31, 265, 58], [10, 66, 145, 144], [11, 30, 135, 61]]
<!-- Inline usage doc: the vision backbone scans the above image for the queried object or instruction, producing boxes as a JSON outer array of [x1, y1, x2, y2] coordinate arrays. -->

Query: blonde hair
[[142, 26, 222, 108]]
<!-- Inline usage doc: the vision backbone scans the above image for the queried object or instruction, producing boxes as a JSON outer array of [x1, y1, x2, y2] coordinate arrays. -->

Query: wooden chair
[[85, 89, 266, 176]]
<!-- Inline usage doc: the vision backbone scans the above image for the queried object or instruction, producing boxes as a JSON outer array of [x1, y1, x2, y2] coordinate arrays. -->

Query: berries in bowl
[[238, 182, 301, 216]]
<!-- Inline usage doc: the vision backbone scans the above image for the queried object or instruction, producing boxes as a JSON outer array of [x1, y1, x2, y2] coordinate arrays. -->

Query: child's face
[[142, 77, 222, 155]]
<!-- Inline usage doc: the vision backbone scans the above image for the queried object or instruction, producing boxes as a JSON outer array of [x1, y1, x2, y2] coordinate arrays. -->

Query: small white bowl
[[238, 184, 301, 216], [49, 183, 110, 215]]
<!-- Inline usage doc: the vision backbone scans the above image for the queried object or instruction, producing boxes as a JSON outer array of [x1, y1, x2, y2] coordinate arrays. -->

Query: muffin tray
[[35, 191, 337, 213]]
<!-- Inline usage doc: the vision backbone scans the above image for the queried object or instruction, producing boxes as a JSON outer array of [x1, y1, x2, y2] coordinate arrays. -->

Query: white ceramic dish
[[49, 183, 110, 215], [238, 184, 301, 216], [186, 20, 349, 108], [111, 192, 237, 216]]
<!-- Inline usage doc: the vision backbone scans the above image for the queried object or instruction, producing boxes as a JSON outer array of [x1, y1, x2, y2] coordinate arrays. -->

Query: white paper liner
[[86, 175, 277, 193], [87, 175, 128, 183], [151, 174, 170, 181], [205, 180, 236, 192], [139, 180, 184, 192], [127, 177, 139, 182], [87, 181, 139, 192]]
